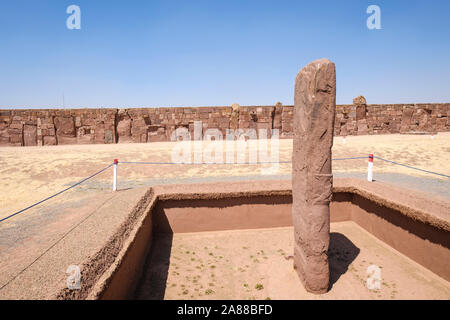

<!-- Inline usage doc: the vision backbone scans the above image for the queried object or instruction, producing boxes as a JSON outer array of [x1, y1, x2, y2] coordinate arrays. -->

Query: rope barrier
[[2, 154, 448, 224], [332, 156, 367, 161], [0, 164, 113, 223], [119, 157, 366, 165], [373, 156, 450, 179], [120, 161, 293, 165]]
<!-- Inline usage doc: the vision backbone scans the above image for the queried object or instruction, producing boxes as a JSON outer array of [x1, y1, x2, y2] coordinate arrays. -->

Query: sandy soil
[[0, 133, 449, 222], [0, 188, 149, 299], [135, 222, 450, 300]]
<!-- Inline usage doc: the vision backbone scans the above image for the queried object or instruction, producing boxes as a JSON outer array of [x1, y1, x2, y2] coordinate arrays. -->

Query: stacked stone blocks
[[0, 102, 449, 146]]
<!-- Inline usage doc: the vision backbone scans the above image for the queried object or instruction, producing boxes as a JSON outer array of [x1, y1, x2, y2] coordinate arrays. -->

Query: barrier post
[[113, 159, 118, 191], [368, 154, 374, 182]]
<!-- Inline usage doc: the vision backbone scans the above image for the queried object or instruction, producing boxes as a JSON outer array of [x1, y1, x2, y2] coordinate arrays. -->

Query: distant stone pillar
[[292, 58, 336, 294], [354, 95, 368, 135], [230, 103, 240, 130]]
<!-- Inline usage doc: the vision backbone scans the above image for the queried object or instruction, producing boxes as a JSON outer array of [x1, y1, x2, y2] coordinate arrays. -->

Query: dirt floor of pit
[[134, 221, 450, 300]]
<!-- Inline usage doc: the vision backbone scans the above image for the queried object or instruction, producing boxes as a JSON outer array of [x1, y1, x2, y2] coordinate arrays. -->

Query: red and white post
[[113, 159, 118, 191], [367, 154, 374, 182]]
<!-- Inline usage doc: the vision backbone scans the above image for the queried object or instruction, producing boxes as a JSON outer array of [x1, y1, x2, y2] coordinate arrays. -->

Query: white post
[[113, 159, 118, 191], [367, 154, 373, 182]]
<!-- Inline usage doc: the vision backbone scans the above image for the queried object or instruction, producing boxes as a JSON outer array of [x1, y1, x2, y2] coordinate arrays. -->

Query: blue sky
[[1, 0, 449, 108]]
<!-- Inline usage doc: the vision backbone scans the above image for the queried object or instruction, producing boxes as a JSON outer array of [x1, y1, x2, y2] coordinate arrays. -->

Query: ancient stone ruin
[[0, 102, 449, 146], [292, 58, 336, 293]]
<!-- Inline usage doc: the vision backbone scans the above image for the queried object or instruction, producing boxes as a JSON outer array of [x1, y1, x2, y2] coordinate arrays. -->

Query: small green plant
[[243, 283, 249, 288], [182, 290, 189, 295], [205, 289, 214, 295], [255, 284, 264, 290]]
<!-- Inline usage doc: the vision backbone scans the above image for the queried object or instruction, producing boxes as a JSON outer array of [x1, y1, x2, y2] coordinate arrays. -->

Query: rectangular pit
[[93, 179, 450, 300]]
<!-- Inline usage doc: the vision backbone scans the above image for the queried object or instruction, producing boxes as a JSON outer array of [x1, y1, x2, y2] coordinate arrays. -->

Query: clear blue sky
[[1, 0, 449, 108]]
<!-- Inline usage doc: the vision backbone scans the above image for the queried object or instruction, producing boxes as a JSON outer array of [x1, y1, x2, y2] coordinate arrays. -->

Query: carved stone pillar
[[292, 58, 336, 294]]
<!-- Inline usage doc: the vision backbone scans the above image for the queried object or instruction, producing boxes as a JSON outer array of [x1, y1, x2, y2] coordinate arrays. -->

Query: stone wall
[[0, 102, 449, 146]]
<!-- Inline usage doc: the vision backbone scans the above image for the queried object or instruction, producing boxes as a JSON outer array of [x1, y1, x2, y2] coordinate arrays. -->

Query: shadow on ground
[[329, 232, 360, 289], [134, 233, 173, 300]]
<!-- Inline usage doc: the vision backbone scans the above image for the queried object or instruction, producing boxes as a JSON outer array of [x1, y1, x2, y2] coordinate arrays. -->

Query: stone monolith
[[292, 58, 336, 294]]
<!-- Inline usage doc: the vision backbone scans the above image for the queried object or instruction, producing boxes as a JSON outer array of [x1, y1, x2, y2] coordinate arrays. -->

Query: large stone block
[[43, 136, 57, 146], [23, 125, 37, 146], [54, 117, 76, 137]]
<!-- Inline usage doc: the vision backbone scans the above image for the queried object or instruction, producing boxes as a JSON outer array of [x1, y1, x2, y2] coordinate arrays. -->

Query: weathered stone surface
[[131, 118, 148, 143], [23, 125, 37, 146], [43, 136, 57, 146], [292, 58, 336, 294], [353, 95, 366, 105], [54, 116, 76, 144], [54, 117, 75, 137], [76, 127, 92, 144], [273, 102, 283, 130], [0, 121, 10, 145], [117, 109, 132, 143], [230, 103, 240, 130], [105, 129, 114, 144], [0, 102, 448, 147]]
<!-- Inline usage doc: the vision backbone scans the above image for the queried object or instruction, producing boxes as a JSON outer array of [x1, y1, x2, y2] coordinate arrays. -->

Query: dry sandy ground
[[0, 133, 448, 300], [0, 133, 449, 222], [136, 222, 450, 300], [0, 188, 148, 299]]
